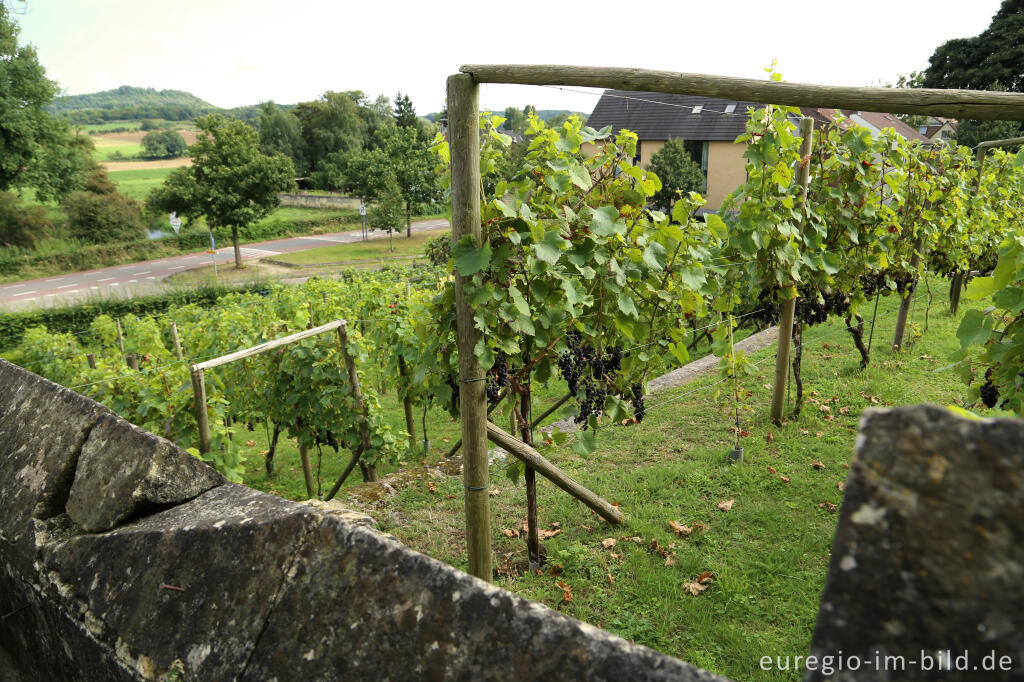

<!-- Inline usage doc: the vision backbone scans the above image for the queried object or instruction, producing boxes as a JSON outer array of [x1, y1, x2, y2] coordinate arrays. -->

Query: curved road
[[0, 219, 449, 311]]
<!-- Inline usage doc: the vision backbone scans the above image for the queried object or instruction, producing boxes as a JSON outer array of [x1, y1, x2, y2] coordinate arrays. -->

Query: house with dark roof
[[585, 91, 935, 210]]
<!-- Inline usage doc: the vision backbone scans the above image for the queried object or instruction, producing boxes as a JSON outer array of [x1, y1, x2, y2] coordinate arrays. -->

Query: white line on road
[[0, 284, 25, 290], [134, 270, 152, 275], [128, 279, 137, 283], [90, 286, 99, 290], [43, 277, 66, 283], [65, 290, 79, 294], [110, 283, 121, 287], [146, 276, 156, 280], [117, 265, 137, 270], [168, 266, 186, 270], [11, 290, 37, 297], [96, 277, 115, 282], [57, 284, 76, 289]]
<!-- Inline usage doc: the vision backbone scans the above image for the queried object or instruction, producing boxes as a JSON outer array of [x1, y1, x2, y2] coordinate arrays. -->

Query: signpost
[[168, 212, 182, 234], [359, 200, 367, 242], [207, 230, 219, 284]]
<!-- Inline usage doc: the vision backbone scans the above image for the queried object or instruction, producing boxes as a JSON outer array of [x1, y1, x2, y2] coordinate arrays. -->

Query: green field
[[93, 143, 144, 161], [80, 119, 189, 134], [280, 227, 449, 265], [107, 167, 176, 201]]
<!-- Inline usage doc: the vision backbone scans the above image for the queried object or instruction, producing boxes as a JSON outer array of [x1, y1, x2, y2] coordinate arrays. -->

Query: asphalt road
[[0, 219, 450, 312]]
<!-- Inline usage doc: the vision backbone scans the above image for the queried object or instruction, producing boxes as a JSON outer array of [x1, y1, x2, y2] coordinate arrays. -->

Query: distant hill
[[50, 86, 215, 113]]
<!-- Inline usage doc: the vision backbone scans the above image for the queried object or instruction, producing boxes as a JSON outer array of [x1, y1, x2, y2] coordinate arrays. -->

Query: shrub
[[0, 191, 53, 248], [647, 139, 707, 211], [63, 170, 146, 244], [424, 233, 451, 266], [141, 130, 188, 159]]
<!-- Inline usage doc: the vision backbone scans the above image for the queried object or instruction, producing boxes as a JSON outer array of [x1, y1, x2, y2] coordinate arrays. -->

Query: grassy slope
[[280, 228, 449, 265], [231, 287, 994, 681], [107, 167, 176, 201]]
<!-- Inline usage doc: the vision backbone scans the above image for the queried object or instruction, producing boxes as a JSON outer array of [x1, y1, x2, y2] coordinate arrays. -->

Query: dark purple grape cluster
[[630, 383, 646, 423], [445, 373, 459, 413], [980, 367, 1000, 409], [574, 384, 607, 429], [794, 289, 849, 328], [556, 330, 630, 429], [484, 351, 510, 405]]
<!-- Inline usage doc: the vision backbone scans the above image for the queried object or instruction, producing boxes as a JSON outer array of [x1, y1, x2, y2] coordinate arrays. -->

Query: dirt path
[[103, 158, 192, 171]]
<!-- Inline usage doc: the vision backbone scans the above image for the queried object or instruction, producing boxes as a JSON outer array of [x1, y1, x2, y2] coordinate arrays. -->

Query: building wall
[[705, 141, 748, 210], [639, 140, 665, 168]]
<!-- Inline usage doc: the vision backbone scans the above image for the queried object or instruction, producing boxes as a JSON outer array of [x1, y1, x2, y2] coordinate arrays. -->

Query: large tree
[[393, 92, 417, 128], [922, 0, 1024, 143], [257, 101, 302, 161], [646, 139, 706, 211], [0, 4, 90, 201], [147, 114, 295, 268]]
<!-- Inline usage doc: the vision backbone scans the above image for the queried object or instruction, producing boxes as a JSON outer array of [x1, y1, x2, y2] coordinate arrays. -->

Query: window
[[692, 104, 703, 114], [725, 104, 736, 113], [683, 140, 709, 175]]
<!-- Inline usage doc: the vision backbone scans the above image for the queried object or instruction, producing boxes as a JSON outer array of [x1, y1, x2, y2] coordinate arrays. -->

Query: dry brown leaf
[[606, 572, 615, 584], [842, 463, 849, 469], [245, 439, 256, 447], [445, 494, 456, 499], [692, 521, 710, 532], [538, 529, 563, 540], [664, 554, 677, 567], [601, 537, 617, 550], [649, 538, 668, 557], [717, 499, 735, 512], [555, 580, 573, 602], [621, 536, 643, 544], [766, 431, 774, 443], [820, 405, 832, 414], [502, 528, 519, 538], [815, 431, 824, 437], [488, 488, 501, 496], [823, 415, 835, 421], [427, 482, 438, 493], [767, 465, 777, 475], [668, 521, 692, 536], [812, 460, 826, 470], [550, 522, 561, 529], [819, 501, 838, 512], [682, 581, 708, 596], [780, 475, 791, 483], [837, 480, 846, 491], [810, 390, 820, 396], [609, 552, 623, 561], [839, 406, 850, 415], [697, 571, 715, 584], [800, 428, 810, 435], [762, 383, 772, 390]]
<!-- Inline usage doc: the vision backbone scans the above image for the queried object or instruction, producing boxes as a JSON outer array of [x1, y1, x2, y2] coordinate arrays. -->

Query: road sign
[[359, 202, 366, 216], [169, 212, 182, 233]]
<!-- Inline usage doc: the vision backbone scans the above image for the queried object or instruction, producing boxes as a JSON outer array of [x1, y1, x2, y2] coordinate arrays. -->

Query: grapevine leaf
[[956, 309, 993, 349], [569, 164, 591, 190], [453, 237, 492, 276], [617, 293, 639, 319], [590, 206, 621, 236], [572, 430, 597, 456], [534, 229, 566, 265], [642, 242, 667, 271]]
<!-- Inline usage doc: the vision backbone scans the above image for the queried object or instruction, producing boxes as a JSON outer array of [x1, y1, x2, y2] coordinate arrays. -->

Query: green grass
[[280, 227, 450, 265], [93, 143, 144, 161], [231, 287, 998, 681], [107, 167, 177, 201]]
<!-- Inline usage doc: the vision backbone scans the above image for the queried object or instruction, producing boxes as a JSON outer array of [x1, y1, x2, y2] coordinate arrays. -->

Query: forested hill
[[50, 85, 215, 113]]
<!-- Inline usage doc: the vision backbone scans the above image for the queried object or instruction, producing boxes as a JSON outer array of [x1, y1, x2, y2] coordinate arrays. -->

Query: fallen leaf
[[842, 463, 849, 469], [489, 488, 501, 496], [683, 581, 708, 596], [810, 390, 820, 397], [819, 501, 838, 512], [815, 431, 824, 437], [601, 537, 617, 549], [839, 406, 850, 415], [664, 554, 677, 567], [609, 552, 623, 561], [550, 522, 561, 529], [812, 460, 826, 470], [445, 494, 456, 499], [621, 536, 643, 544], [555, 580, 573, 602], [621, 417, 638, 426], [668, 521, 692, 536], [717, 499, 734, 512], [800, 428, 810, 435], [580, 524, 593, 532], [502, 528, 520, 538], [697, 571, 715, 584], [692, 522, 710, 532], [820, 405, 832, 414], [766, 431, 774, 443], [767, 465, 778, 475], [442, 438, 450, 443], [606, 572, 615, 584], [427, 482, 437, 493], [837, 480, 846, 491], [780, 475, 791, 483], [762, 383, 772, 390], [538, 529, 563, 540], [649, 538, 668, 557], [245, 440, 256, 447], [823, 415, 835, 421]]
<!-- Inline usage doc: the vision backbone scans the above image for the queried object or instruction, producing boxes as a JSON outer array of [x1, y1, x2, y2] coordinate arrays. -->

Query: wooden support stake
[[486, 422, 623, 525], [337, 321, 375, 482], [398, 356, 417, 448], [892, 235, 925, 352], [770, 117, 813, 426], [298, 444, 315, 499], [170, 321, 183, 360], [449, 72, 492, 582], [459, 64, 1024, 121], [115, 318, 125, 357], [189, 367, 211, 455], [126, 354, 139, 371], [86, 353, 97, 369]]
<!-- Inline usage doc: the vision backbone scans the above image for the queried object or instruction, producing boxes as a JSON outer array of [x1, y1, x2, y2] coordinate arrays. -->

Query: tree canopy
[[646, 139, 707, 211], [148, 114, 295, 267], [141, 129, 188, 159]]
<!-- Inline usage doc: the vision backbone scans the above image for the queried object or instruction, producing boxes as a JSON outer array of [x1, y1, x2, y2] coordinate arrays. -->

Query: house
[[584, 91, 934, 211], [918, 117, 958, 144]]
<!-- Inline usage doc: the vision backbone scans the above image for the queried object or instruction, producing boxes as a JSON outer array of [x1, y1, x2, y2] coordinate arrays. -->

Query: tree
[[63, 168, 146, 244], [257, 101, 302, 160], [367, 179, 405, 251], [147, 114, 296, 268], [646, 139, 707, 211], [0, 4, 90, 201], [293, 92, 368, 175], [922, 1, 1024, 143], [0, 191, 52, 248], [502, 106, 528, 133], [394, 92, 417, 128], [141, 129, 187, 159]]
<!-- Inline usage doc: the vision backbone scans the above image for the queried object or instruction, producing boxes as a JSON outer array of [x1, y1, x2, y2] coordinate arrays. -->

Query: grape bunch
[[574, 383, 607, 428], [630, 382, 646, 423], [445, 373, 460, 413], [980, 367, 1000, 409], [794, 289, 849, 328], [484, 351, 510, 405], [557, 330, 629, 429]]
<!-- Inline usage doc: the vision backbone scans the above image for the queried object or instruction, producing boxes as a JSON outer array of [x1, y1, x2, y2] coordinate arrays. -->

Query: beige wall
[[705, 141, 748, 210], [639, 140, 665, 168]]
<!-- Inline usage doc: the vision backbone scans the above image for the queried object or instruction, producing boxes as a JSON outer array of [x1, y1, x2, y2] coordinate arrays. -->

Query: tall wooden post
[[449, 72, 492, 582], [337, 321, 375, 482], [115, 318, 125, 357], [189, 367, 211, 455], [170, 321, 184, 360], [770, 117, 813, 425], [126, 354, 139, 371], [86, 353, 97, 369], [298, 444, 315, 499]]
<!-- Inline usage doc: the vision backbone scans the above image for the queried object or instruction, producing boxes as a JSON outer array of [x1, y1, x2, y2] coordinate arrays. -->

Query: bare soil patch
[[93, 129, 199, 145], [103, 158, 192, 171]]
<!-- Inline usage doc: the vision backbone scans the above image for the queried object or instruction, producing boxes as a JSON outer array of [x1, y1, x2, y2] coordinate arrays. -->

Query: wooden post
[[115, 318, 125, 357], [189, 367, 211, 455], [170, 321, 184, 360], [486, 422, 623, 525], [892, 235, 925, 351], [449, 72, 492, 582], [398, 356, 417, 448], [770, 117, 813, 426], [298, 444, 315, 499], [337, 321, 375, 482], [126, 354, 139, 371], [86, 353, 97, 369]]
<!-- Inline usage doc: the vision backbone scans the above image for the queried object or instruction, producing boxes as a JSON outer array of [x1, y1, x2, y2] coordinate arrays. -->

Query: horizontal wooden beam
[[192, 319, 345, 372], [485, 421, 623, 525], [460, 64, 1024, 121], [977, 136, 1024, 149]]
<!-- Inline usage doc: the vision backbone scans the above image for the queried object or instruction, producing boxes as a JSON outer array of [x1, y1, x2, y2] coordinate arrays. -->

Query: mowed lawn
[[279, 227, 449, 265], [107, 167, 176, 202]]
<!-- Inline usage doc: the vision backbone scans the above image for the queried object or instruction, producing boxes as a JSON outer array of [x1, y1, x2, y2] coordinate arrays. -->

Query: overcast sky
[[15, 0, 1003, 117]]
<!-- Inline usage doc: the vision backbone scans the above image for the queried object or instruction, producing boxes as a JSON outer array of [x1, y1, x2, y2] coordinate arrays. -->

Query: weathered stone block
[[66, 412, 224, 532], [807, 405, 1024, 682]]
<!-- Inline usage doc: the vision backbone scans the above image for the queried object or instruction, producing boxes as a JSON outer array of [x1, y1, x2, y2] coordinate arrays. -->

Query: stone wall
[[276, 192, 361, 210], [0, 358, 723, 682]]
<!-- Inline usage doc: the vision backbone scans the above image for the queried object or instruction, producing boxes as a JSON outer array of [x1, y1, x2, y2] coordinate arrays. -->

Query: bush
[[647, 139, 707, 211], [0, 192, 53, 248], [63, 169, 147, 245], [424, 233, 451, 266], [141, 130, 188, 159]]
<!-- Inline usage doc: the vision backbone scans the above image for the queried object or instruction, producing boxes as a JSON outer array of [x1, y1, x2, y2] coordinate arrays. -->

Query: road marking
[[90, 286, 99, 290], [110, 282, 121, 287], [117, 265, 136, 270], [134, 270, 152, 275], [128, 279, 137, 283], [56, 284, 76, 289], [96, 277, 115, 282], [0, 283, 25, 290], [44, 277, 66, 283], [146, 276, 156, 280], [168, 266, 186, 270], [12, 290, 37, 297], [65, 289, 79, 294]]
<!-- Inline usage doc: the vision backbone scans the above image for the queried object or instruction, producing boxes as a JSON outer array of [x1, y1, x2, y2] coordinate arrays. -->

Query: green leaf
[[642, 242, 667, 270], [617, 292, 639, 318], [590, 206, 621, 236], [453, 236, 492, 276], [509, 286, 530, 316], [571, 430, 597, 457], [703, 213, 728, 240], [956, 309, 992, 349], [965, 276, 997, 301], [533, 229, 565, 265], [569, 164, 591, 190]]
